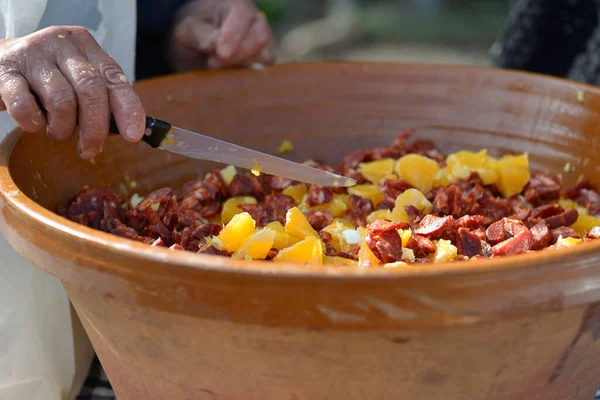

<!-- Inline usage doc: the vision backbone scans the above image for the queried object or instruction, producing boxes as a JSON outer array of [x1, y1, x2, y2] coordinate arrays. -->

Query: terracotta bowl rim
[[2, 61, 600, 281]]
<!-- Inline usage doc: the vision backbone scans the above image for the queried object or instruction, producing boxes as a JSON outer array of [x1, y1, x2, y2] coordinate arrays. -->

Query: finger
[[0, 70, 46, 132], [71, 29, 145, 144], [174, 15, 218, 54], [51, 33, 109, 159], [216, 3, 256, 61], [206, 56, 222, 70], [26, 62, 77, 141], [218, 15, 272, 66]]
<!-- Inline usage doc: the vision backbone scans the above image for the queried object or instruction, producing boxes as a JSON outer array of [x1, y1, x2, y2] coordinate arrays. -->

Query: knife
[[109, 116, 356, 187]]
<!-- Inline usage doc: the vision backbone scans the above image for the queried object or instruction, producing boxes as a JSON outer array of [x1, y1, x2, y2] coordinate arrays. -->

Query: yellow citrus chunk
[[446, 149, 498, 185], [282, 184, 308, 204], [322, 220, 361, 253], [572, 214, 600, 237], [398, 229, 412, 247], [431, 239, 458, 263], [324, 256, 358, 266], [388, 207, 410, 223], [220, 165, 237, 185], [274, 236, 323, 265], [357, 227, 381, 267], [299, 194, 348, 217], [285, 207, 319, 239], [433, 168, 452, 187], [221, 196, 257, 224], [277, 139, 294, 155], [554, 236, 583, 248], [265, 221, 301, 250], [218, 212, 256, 252], [366, 209, 391, 224], [233, 229, 275, 260], [347, 184, 384, 206], [558, 199, 588, 215], [395, 154, 440, 193], [395, 188, 432, 212], [389, 188, 431, 223], [496, 153, 531, 198], [332, 218, 355, 228], [358, 158, 395, 183]]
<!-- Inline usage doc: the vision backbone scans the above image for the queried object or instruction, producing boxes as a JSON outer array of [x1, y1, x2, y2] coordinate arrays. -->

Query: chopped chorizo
[[545, 209, 578, 229], [551, 227, 581, 243], [379, 178, 413, 203], [456, 228, 483, 257], [305, 210, 334, 231], [366, 229, 404, 263], [574, 188, 600, 217], [264, 194, 295, 225], [344, 195, 373, 227], [413, 215, 454, 237], [524, 172, 562, 205], [405, 234, 436, 257], [491, 228, 534, 256], [530, 221, 552, 250], [306, 185, 334, 207], [368, 220, 407, 232]]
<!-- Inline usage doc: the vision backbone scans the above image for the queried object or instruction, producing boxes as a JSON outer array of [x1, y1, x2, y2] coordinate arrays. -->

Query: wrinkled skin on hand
[[0, 26, 146, 159], [168, 0, 276, 72]]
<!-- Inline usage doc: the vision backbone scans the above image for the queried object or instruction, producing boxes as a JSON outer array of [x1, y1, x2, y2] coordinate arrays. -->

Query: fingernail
[[78, 139, 96, 159], [32, 110, 44, 126], [125, 126, 141, 141], [80, 148, 97, 160]]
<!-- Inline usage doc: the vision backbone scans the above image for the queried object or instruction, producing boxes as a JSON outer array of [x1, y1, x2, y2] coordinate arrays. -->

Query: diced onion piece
[[130, 193, 144, 208], [342, 229, 361, 245]]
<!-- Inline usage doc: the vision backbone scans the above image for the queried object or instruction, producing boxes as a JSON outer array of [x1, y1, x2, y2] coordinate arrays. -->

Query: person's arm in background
[[490, 0, 598, 79], [136, 0, 275, 80]]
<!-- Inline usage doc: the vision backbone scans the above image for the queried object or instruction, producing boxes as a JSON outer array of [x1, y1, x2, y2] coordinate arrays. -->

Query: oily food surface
[[57, 131, 600, 267]]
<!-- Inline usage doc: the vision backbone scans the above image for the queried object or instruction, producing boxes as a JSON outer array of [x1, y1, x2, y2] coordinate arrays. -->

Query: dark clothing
[[491, 0, 600, 85], [135, 0, 192, 80]]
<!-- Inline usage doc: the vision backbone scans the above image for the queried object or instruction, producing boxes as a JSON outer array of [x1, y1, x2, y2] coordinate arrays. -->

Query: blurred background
[[257, 0, 509, 66]]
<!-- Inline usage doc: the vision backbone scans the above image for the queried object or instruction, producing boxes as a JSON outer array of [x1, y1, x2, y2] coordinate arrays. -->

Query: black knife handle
[[108, 115, 172, 148]]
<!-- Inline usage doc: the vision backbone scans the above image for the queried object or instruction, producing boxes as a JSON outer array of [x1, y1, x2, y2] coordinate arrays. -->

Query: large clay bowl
[[2, 63, 600, 400]]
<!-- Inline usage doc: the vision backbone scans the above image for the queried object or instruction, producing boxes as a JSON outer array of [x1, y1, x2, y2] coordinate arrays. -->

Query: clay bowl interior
[[2, 63, 600, 399]]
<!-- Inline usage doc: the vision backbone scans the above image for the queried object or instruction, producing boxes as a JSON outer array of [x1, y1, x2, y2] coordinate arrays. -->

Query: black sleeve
[[568, 23, 600, 85], [490, 0, 598, 78], [135, 0, 193, 80]]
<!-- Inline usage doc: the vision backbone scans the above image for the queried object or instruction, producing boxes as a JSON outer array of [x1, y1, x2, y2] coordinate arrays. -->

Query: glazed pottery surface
[[2, 63, 600, 399]]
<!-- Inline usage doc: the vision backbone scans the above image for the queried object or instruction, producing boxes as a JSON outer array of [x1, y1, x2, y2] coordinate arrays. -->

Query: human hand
[[168, 0, 275, 72], [0, 26, 145, 159]]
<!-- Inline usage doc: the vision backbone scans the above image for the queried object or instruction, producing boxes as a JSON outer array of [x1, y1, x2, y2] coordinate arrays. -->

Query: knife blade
[[110, 116, 357, 188]]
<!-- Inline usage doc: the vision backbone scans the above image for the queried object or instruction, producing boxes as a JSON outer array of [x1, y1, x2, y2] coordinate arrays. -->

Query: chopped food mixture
[[57, 130, 600, 267]]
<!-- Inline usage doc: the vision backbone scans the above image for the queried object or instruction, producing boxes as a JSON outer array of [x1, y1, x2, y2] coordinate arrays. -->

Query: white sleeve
[[0, 0, 48, 38]]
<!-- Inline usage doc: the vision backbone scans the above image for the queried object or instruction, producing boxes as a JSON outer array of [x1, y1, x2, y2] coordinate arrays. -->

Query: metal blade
[[159, 126, 356, 187]]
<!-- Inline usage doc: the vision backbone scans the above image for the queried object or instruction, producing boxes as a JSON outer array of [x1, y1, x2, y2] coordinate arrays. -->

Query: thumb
[[174, 16, 218, 54]]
